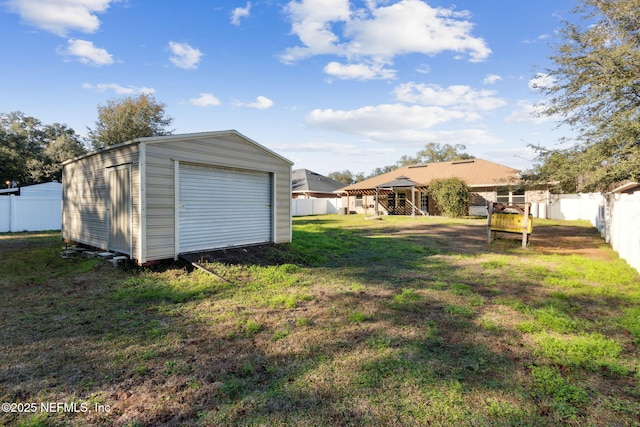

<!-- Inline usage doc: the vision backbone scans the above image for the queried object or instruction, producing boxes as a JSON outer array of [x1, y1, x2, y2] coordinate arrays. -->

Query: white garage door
[[178, 163, 272, 253]]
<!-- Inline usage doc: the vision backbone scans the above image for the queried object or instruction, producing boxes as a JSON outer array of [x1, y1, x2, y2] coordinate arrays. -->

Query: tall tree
[[367, 165, 397, 177], [532, 0, 640, 191], [36, 123, 86, 182], [398, 142, 474, 166], [0, 112, 86, 185], [327, 170, 365, 185], [0, 112, 34, 185], [88, 94, 174, 149]]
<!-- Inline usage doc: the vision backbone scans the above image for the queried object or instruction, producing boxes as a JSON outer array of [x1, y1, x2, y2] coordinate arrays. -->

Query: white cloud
[[345, 1, 491, 62], [60, 39, 113, 66], [82, 83, 154, 94], [483, 74, 502, 85], [272, 141, 395, 156], [393, 82, 507, 111], [417, 129, 500, 145], [415, 64, 430, 75], [324, 61, 396, 80], [529, 73, 556, 91], [505, 100, 554, 124], [281, 0, 491, 78], [280, 0, 351, 63], [5, 0, 114, 36], [522, 33, 551, 44], [306, 104, 471, 137], [235, 96, 274, 109], [168, 41, 203, 69], [231, 2, 251, 25], [189, 93, 221, 107]]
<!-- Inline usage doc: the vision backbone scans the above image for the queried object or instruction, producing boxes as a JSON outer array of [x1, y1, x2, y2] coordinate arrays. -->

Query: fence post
[[522, 203, 530, 248], [10, 195, 15, 232], [486, 203, 494, 244]]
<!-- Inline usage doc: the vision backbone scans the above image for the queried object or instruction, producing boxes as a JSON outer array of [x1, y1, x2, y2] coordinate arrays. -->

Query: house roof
[[63, 130, 293, 166], [377, 175, 418, 188], [338, 159, 520, 193], [611, 181, 640, 194], [292, 169, 346, 194]]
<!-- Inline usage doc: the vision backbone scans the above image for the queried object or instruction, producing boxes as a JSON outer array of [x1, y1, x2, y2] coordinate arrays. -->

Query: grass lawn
[[1, 216, 639, 426]]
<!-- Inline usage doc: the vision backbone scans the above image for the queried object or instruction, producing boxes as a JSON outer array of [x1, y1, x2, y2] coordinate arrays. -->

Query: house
[[62, 130, 293, 265], [337, 159, 548, 216], [291, 169, 345, 199]]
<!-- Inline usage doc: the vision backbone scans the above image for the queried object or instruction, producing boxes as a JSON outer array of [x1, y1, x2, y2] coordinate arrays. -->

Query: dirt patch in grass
[[181, 243, 301, 267]]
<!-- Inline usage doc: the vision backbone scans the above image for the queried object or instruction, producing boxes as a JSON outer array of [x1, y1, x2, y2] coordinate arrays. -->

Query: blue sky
[[0, 0, 577, 176]]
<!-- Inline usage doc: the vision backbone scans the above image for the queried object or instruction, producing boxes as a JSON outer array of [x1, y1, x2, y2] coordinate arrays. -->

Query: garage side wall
[[143, 134, 291, 262], [62, 145, 140, 255]]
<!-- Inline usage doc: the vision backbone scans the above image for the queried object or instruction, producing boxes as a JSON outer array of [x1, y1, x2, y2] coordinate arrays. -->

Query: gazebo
[[375, 175, 422, 217]]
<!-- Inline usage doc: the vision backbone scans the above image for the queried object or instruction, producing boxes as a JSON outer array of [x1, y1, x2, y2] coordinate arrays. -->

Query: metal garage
[[178, 163, 272, 253], [62, 130, 292, 265]]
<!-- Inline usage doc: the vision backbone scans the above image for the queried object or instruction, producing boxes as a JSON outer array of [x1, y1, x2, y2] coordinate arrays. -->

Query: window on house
[[497, 188, 510, 203], [497, 187, 525, 204], [355, 194, 363, 207], [420, 192, 429, 212], [512, 188, 525, 204], [397, 192, 406, 207]]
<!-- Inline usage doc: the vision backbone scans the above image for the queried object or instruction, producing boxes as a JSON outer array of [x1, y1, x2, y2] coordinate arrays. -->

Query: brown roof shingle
[[338, 159, 520, 192]]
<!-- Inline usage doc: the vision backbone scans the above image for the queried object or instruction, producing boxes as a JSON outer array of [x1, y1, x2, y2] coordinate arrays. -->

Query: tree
[[398, 142, 474, 166], [327, 170, 365, 185], [532, 0, 640, 191], [88, 94, 174, 149], [427, 177, 470, 218], [522, 146, 582, 193], [0, 112, 85, 185], [367, 165, 397, 178], [36, 123, 87, 182]]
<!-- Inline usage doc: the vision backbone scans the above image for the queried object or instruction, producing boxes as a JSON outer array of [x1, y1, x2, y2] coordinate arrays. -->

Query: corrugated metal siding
[[143, 133, 291, 261], [178, 164, 272, 253], [275, 170, 291, 243], [108, 165, 132, 254], [62, 145, 140, 253]]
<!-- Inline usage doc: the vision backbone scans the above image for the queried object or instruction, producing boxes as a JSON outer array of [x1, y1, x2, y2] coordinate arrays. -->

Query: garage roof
[[63, 130, 293, 166]]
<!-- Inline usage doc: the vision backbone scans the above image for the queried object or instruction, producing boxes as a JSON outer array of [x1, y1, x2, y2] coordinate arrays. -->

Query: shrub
[[427, 177, 470, 217]]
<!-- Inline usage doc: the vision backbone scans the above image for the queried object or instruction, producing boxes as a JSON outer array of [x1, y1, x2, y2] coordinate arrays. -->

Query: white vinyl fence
[[0, 196, 62, 232], [548, 193, 603, 226], [292, 198, 342, 216], [548, 192, 640, 274], [602, 191, 640, 274]]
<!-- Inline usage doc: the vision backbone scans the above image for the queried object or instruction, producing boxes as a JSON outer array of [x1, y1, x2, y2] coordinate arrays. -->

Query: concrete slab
[[109, 255, 128, 266], [97, 252, 114, 259]]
